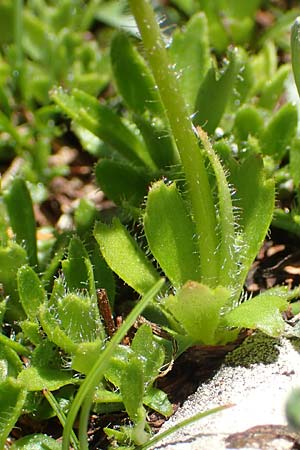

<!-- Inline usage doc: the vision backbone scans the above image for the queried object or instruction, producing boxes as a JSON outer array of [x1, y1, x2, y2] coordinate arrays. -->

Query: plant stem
[[129, 0, 219, 284], [291, 17, 300, 98], [138, 404, 234, 450], [13, 0, 23, 98], [43, 389, 80, 450], [62, 278, 165, 450]]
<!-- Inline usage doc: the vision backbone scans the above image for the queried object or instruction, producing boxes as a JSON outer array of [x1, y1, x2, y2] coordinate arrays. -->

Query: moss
[[225, 332, 280, 368]]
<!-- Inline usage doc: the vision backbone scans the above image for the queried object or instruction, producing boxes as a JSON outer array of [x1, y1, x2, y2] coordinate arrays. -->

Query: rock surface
[[151, 335, 300, 450]]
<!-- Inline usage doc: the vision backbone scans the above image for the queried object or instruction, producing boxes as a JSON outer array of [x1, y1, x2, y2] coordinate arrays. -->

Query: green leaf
[[144, 181, 200, 287], [61, 236, 90, 293], [90, 245, 115, 306], [234, 105, 264, 141], [18, 340, 75, 391], [0, 378, 27, 449], [95, 159, 151, 208], [74, 199, 97, 236], [18, 366, 74, 392], [0, 345, 22, 382], [4, 178, 38, 268], [131, 324, 165, 386], [51, 87, 150, 168], [11, 433, 61, 450], [55, 293, 102, 343], [143, 386, 173, 417], [134, 114, 178, 169], [169, 13, 210, 112], [224, 291, 288, 336], [164, 282, 231, 345], [291, 17, 300, 98], [260, 103, 298, 161], [194, 48, 239, 133], [0, 242, 27, 303], [39, 303, 78, 354], [198, 129, 237, 287], [230, 155, 275, 292], [120, 356, 148, 445], [94, 219, 160, 295], [72, 340, 104, 375], [120, 356, 144, 422], [290, 137, 300, 187], [258, 64, 290, 110], [17, 265, 47, 322], [111, 32, 163, 116]]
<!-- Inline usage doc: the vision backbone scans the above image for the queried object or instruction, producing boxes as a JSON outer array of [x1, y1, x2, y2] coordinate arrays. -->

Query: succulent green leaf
[[39, 303, 78, 354], [291, 17, 300, 98], [164, 282, 231, 345], [260, 103, 298, 161], [95, 159, 151, 208], [120, 356, 144, 422], [286, 388, 300, 430], [18, 365, 74, 392], [94, 219, 160, 295], [234, 105, 264, 141], [4, 178, 38, 268], [290, 137, 300, 187], [230, 155, 275, 292], [55, 293, 103, 344], [144, 181, 200, 287], [0, 378, 27, 449], [169, 13, 210, 112], [111, 32, 163, 116], [258, 64, 290, 110], [51, 87, 149, 168], [194, 48, 239, 134], [198, 129, 237, 287], [120, 356, 148, 445], [18, 340, 75, 391], [90, 245, 115, 306], [0, 345, 22, 382], [72, 340, 104, 375], [10, 433, 61, 450], [134, 114, 178, 169], [143, 386, 173, 417], [0, 242, 27, 306], [131, 324, 165, 386], [62, 236, 90, 293], [17, 265, 47, 322], [74, 199, 97, 236], [224, 291, 288, 336], [20, 320, 43, 346]]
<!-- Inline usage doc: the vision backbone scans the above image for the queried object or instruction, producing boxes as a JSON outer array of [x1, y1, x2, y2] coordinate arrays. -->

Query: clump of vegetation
[[1, 1, 300, 449]]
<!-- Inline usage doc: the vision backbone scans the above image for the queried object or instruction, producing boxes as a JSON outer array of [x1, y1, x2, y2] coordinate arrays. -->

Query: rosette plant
[[93, 0, 298, 355]]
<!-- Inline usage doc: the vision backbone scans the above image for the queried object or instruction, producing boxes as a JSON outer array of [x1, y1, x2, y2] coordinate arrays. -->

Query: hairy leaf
[[94, 219, 160, 295], [4, 178, 38, 268], [144, 181, 200, 287], [17, 265, 47, 322], [169, 13, 210, 112], [0, 378, 27, 449], [164, 282, 231, 345]]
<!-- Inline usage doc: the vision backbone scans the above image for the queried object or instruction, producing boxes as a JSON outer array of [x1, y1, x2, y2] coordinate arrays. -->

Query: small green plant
[[0, 178, 172, 449], [91, 0, 297, 359]]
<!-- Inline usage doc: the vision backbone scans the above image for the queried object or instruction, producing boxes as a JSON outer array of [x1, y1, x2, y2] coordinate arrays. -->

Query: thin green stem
[[62, 278, 165, 450], [78, 395, 92, 450], [291, 17, 300, 98], [43, 389, 80, 450], [129, 0, 219, 284], [14, 0, 23, 68], [138, 404, 234, 450]]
